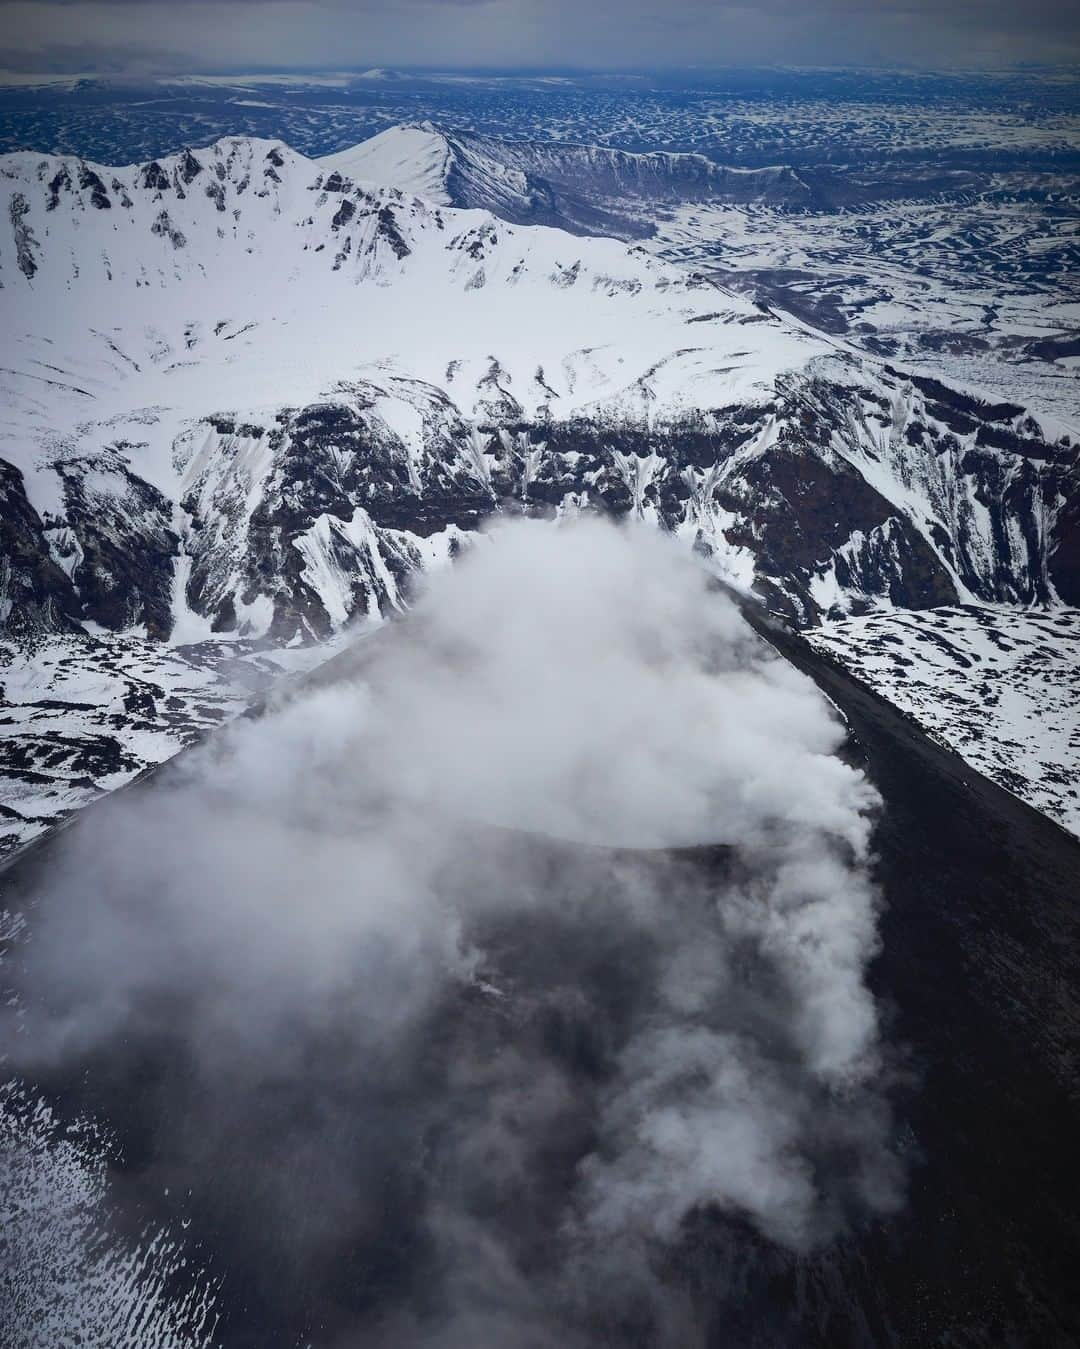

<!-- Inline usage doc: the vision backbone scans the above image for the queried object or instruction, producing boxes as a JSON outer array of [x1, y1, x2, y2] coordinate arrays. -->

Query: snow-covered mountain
[[1, 133, 1075, 644], [320, 122, 821, 237], [4, 88, 1079, 1349], [0, 131, 1077, 845]]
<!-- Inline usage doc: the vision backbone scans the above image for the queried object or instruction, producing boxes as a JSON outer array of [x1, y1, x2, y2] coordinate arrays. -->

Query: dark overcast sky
[[0, 0, 1077, 74]]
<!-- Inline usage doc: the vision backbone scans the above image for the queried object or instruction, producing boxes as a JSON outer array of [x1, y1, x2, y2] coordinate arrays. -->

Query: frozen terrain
[[3, 67, 1076, 167], [321, 121, 820, 237], [3, 72, 1075, 429], [807, 605, 1080, 836], [1, 68, 1079, 1349], [0, 630, 350, 854], [0, 117, 1076, 850], [2, 133, 1074, 637]]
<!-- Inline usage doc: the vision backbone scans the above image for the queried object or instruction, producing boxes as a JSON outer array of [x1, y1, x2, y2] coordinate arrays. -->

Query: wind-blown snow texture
[[0, 130, 1077, 842], [0, 1077, 219, 1349], [0, 630, 351, 853]]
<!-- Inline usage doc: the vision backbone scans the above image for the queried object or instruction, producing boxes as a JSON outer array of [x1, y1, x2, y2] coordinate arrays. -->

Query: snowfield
[[0, 630, 352, 854], [807, 606, 1080, 837]]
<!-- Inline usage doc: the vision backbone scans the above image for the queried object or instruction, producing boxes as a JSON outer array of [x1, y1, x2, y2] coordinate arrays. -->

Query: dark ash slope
[[1, 617, 1078, 1348]]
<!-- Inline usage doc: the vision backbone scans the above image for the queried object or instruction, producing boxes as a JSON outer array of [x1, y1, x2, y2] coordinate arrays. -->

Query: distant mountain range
[[321, 121, 823, 236]]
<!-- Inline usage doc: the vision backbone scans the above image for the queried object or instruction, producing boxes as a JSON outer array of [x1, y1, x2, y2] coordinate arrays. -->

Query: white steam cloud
[[2, 517, 901, 1347]]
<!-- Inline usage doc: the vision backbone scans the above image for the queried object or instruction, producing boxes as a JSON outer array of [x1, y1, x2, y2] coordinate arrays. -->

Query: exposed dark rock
[[139, 160, 169, 192], [45, 166, 71, 211], [55, 454, 179, 639], [8, 348, 1076, 642], [161, 354, 1079, 639], [9, 192, 38, 278], [331, 198, 355, 229], [376, 204, 411, 258], [178, 149, 203, 185], [0, 461, 82, 636], [150, 209, 186, 249]]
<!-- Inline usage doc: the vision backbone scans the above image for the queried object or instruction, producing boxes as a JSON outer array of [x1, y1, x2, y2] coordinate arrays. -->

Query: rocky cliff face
[[1, 134, 1076, 643], [0, 464, 84, 637], [81, 361, 1074, 644], [51, 363, 1073, 642]]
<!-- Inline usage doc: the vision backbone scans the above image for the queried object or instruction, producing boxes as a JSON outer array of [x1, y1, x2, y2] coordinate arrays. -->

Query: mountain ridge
[[1, 133, 1077, 646], [319, 121, 822, 236]]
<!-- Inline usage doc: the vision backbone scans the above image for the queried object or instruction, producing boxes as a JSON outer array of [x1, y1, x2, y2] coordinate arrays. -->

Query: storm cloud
[[0, 0, 1076, 74]]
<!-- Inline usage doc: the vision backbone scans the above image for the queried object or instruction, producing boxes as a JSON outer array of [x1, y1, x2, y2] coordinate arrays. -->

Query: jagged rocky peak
[[317, 122, 822, 237], [1, 131, 681, 292]]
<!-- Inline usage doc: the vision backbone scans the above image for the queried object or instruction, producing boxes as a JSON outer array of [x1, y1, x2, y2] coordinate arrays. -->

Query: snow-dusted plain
[[650, 195, 1080, 424], [807, 606, 1080, 836], [3, 67, 1075, 167]]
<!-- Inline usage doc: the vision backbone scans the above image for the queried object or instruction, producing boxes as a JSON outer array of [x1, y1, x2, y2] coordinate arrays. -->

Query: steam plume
[[2, 518, 901, 1346]]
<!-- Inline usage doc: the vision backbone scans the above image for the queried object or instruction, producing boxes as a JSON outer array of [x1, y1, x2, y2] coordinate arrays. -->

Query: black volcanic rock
[[139, 160, 169, 191], [77, 163, 111, 209]]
